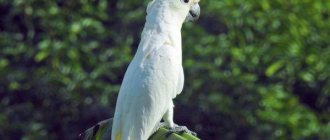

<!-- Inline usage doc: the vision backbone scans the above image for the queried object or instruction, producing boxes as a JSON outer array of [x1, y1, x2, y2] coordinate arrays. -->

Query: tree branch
[[79, 118, 200, 140]]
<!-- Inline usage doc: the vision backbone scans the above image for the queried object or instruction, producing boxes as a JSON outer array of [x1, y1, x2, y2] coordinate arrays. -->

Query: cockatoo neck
[[145, 0, 186, 32], [135, 0, 185, 60]]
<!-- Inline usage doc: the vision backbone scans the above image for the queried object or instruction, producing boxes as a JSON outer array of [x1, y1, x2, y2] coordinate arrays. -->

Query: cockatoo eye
[[182, 0, 189, 3]]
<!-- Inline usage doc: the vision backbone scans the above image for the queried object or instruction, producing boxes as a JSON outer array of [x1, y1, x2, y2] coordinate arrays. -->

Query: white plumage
[[108, 0, 200, 140]]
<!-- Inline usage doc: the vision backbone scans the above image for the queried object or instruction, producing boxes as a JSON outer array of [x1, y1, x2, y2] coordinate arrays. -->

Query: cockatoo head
[[183, 0, 201, 22], [171, 0, 200, 22], [147, 0, 200, 23]]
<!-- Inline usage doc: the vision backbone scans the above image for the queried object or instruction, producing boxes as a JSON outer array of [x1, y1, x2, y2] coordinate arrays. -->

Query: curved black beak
[[185, 3, 200, 22]]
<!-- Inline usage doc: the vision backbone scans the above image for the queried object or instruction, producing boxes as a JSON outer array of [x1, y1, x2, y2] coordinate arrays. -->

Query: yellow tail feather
[[115, 132, 122, 140]]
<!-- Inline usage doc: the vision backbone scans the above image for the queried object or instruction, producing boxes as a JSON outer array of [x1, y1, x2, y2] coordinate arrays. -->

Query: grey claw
[[164, 125, 197, 138], [165, 130, 174, 138], [152, 122, 168, 134], [190, 131, 197, 136]]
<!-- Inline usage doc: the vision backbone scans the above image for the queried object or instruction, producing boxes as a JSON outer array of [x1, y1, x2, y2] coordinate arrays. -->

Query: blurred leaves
[[1, 0, 330, 140]]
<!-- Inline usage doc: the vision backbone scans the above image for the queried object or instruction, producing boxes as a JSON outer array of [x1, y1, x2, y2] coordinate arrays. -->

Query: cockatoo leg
[[163, 103, 175, 128], [151, 101, 175, 134], [152, 102, 197, 137], [163, 102, 197, 137]]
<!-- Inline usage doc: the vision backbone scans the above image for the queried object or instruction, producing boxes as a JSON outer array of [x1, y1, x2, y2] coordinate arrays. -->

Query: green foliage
[[0, 0, 329, 139]]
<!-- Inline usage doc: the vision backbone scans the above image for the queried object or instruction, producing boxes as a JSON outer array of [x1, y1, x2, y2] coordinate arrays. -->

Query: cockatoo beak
[[185, 3, 200, 22]]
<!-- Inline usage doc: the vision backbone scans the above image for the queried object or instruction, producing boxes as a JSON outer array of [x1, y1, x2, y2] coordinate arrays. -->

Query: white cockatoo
[[105, 0, 200, 140]]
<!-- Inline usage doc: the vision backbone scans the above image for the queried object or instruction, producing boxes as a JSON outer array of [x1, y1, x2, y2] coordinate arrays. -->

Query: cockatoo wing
[[176, 67, 184, 95], [111, 31, 181, 140], [136, 27, 183, 99], [137, 25, 184, 98]]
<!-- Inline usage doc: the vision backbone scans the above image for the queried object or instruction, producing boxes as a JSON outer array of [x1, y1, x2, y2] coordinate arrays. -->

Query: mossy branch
[[79, 118, 200, 140]]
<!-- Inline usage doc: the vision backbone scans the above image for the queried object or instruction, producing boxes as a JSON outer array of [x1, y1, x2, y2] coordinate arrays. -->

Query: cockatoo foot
[[157, 122, 167, 129], [164, 124, 197, 137], [151, 122, 167, 134]]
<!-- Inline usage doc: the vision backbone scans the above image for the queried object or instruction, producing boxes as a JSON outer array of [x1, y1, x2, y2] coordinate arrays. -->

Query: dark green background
[[1, 0, 329, 139]]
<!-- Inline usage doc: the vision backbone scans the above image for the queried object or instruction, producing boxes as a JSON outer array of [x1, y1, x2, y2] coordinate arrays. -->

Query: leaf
[[34, 51, 48, 62], [265, 61, 284, 77]]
